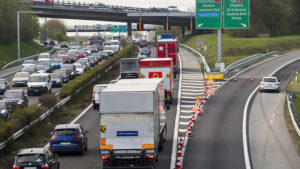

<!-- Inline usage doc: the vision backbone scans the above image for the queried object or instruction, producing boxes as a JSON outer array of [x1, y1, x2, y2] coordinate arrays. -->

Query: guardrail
[[0, 54, 121, 150], [179, 44, 282, 77], [287, 93, 300, 136], [178, 44, 211, 73], [1, 48, 55, 70]]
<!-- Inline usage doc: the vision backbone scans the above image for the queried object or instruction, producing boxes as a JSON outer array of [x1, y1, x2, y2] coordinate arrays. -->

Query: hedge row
[[59, 43, 138, 98]]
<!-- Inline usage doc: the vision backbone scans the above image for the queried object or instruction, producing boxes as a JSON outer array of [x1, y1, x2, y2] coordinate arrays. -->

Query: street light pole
[[17, 11, 43, 60]]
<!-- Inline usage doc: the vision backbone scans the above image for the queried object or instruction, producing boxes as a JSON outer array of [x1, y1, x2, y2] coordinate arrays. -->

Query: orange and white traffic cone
[[250, 76, 254, 83], [178, 134, 184, 147], [234, 75, 237, 82], [177, 144, 182, 157], [176, 158, 182, 169]]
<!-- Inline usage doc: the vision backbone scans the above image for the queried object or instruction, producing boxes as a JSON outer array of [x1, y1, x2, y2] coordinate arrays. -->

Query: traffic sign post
[[197, 38, 204, 46], [223, 0, 250, 29], [196, 0, 222, 29]]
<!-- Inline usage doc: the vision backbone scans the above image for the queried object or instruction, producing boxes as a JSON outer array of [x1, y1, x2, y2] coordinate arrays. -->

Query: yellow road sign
[[100, 125, 106, 133], [205, 73, 224, 80]]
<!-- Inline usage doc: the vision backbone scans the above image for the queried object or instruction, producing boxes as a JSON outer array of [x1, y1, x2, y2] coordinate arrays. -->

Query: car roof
[[30, 73, 49, 77], [263, 77, 277, 79], [18, 148, 46, 155], [55, 124, 81, 130]]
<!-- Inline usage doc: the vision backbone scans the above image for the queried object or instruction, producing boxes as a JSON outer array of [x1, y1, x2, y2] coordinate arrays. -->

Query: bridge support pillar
[[127, 22, 132, 37], [181, 26, 185, 37]]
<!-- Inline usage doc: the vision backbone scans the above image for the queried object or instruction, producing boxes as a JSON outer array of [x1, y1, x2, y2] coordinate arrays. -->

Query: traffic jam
[[8, 34, 178, 169]]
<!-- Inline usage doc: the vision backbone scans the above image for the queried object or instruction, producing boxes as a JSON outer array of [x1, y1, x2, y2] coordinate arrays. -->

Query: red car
[[77, 50, 87, 59]]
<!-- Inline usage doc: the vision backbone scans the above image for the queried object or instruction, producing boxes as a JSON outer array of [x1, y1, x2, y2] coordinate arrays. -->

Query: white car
[[38, 53, 51, 62], [103, 46, 117, 55], [260, 77, 280, 93], [92, 84, 108, 109], [22, 60, 35, 67], [110, 40, 121, 51], [12, 72, 30, 87], [73, 63, 84, 75]]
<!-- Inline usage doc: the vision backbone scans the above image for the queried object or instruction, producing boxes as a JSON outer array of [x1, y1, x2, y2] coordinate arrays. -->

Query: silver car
[[260, 77, 280, 92]]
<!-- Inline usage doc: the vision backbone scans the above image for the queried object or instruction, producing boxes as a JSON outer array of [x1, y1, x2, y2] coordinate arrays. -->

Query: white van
[[27, 73, 52, 96], [38, 53, 51, 62], [92, 84, 108, 109]]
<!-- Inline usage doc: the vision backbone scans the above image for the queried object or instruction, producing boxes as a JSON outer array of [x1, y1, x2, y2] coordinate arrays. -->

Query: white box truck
[[99, 79, 167, 168]]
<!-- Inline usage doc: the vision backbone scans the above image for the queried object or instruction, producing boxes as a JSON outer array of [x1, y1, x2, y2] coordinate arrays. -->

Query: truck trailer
[[99, 79, 167, 168], [120, 58, 139, 79], [139, 58, 174, 105], [156, 39, 178, 75]]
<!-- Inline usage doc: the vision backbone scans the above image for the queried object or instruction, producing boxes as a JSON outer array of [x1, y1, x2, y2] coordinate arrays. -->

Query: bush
[[59, 43, 138, 98], [10, 105, 44, 130], [0, 121, 14, 142], [39, 94, 58, 109]]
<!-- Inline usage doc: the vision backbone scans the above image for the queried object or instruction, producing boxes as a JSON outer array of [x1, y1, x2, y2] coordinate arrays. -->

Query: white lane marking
[[180, 115, 193, 119], [181, 110, 194, 113], [182, 86, 205, 89], [181, 100, 197, 104], [182, 92, 202, 96], [269, 98, 281, 125], [170, 54, 183, 169], [242, 57, 300, 169], [182, 82, 203, 86], [181, 96, 196, 99], [179, 122, 190, 125], [182, 89, 204, 92], [181, 105, 194, 108], [182, 72, 202, 74], [182, 80, 203, 83], [179, 129, 187, 133]]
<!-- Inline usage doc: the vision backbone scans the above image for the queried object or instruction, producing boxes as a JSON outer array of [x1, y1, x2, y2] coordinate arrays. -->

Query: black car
[[0, 101, 12, 121], [0, 79, 9, 94], [2, 89, 28, 108], [61, 64, 76, 80], [13, 148, 60, 169], [54, 70, 69, 83], [50, 73, 64, 88], [60, 42, 69, 48]]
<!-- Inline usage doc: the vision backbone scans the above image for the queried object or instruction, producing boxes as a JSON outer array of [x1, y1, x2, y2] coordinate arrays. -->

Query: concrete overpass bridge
[[29, 2, 196, 36]]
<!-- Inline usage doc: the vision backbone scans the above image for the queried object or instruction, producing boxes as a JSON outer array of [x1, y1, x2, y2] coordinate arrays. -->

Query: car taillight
[[102, 155, 109, 163], [73, 136, 81, 140], [275, 83, 279, 86], [260, 82, 264, 85], [12, 166, 20, 169], [40, 164, 49, 169], [147, 154, 154, 159], [51, 136, 58, 141], [92, 91, 95, 99]]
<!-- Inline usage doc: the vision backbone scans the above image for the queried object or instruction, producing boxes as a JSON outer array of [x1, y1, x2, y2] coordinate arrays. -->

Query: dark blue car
[[0, 79, 9, 94], [50, 124, 88, 155]]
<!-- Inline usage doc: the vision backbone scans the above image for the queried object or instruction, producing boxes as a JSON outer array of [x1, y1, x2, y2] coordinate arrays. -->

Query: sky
[[39, 0, 196, 27]]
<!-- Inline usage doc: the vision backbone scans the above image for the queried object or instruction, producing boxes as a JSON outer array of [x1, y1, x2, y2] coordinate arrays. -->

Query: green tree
[[42, 19, 67, 41]]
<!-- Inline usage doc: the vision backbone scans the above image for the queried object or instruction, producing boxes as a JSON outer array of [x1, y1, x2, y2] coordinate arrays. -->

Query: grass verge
[[285, 73, 300, 154], [184, 34, 300, 69], [0, 40, 48, 69]]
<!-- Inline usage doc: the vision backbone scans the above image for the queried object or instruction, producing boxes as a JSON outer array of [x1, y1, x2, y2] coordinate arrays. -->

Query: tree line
[[0, 0, 40, 44], [228, 0, 300, 37]]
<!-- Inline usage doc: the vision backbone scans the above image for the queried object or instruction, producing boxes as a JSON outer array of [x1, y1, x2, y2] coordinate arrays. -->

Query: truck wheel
[[93, 104, 97, 110], [158, 143, 163, 152]]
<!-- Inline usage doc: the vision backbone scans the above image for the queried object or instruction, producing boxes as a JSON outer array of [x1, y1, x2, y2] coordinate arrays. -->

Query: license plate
[[35, 90, 39, 92], [61, 142, 70, 145], [24, 167, 37, 169]]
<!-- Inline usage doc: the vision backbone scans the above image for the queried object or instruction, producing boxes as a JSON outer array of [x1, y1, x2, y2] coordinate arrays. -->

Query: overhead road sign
[[196, 0, 222, 29], [223, 0, 250, 29], [110, 25, 118, 33], [127, 12, 193, 17], [119, 25, 127, 32]]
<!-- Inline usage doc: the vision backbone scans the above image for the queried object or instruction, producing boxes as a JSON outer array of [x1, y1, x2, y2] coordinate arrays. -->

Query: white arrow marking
[[241, 23, 247, 27], [198, 23, 203, 27]]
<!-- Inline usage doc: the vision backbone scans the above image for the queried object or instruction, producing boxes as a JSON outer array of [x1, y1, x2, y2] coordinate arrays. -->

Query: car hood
[[76, 68, 84, 71], [13, 77, 28, 81], [2, 98, 20, 103], [51, 78, 61, 81], [103, 49, 114, 53], [28, 82, 47, 86]]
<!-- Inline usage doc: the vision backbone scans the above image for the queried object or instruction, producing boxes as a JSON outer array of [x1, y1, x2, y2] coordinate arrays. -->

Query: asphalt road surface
[[183, 50, 300, 169], [249, 60, 300, 169]]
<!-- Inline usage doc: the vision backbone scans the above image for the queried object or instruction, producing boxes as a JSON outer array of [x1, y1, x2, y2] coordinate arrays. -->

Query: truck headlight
[[27, 84, 31, 88], [42, 83, 46, 87], [1, 110, 6, 114]]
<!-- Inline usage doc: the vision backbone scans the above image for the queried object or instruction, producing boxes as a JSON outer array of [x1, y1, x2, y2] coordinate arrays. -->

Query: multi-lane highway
[[249, 60, 300, 169], [182, 50, 300, 169]]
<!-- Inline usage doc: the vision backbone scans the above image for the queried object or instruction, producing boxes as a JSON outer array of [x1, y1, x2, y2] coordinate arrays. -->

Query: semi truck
[[99, 79, 167, 168], [156, 38, 178, 75], [139, 58, 174, 105], [119, 58, 139, 79]]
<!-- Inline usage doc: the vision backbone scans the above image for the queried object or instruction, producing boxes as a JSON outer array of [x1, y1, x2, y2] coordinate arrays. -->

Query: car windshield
[[111, 42, 119, 45], [29, 76, 47, 82], [22, 67, 33, 72], [71, 42, 79, 46], [16, 154, 44, 163], [54, 129, 79, 136], [53, 59, 63, 63], [23, 60, 33, 64], [0, 80, 5, 85], [36, 65, 45, 70], [91, 53, 99, 57], [68, 53, 76, 58], [4, 91, 22, 99], [74, 64, 82, 68], [141, 48, 149, 51], [104, 46, 114, 50], [77, 50, 85, 54], [15, 73, 28, 78], [51, 74, 60, 78], [39, 62, 49, 66], [57, 50, 67, 54], [61, 65, 73, 70], [0, 102, 6, 109], [263, 78, 277, 82], [39, 55, 48, 59]]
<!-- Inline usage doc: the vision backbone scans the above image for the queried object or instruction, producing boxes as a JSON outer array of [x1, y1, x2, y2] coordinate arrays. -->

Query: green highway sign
[[223, 0, 250, 29], [110, 25, 118, 33], [196, 0, 222, 29]]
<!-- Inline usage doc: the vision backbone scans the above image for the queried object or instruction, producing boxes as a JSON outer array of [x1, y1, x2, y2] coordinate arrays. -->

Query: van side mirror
[[50, 132, 54, 135]]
